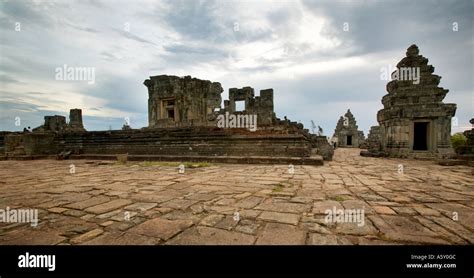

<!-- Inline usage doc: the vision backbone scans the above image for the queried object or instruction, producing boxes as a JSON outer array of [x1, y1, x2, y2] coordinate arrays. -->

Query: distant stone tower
[[377, 44, 456, 158], [333, 109, 365, 148], [68, 108, 85, 131]]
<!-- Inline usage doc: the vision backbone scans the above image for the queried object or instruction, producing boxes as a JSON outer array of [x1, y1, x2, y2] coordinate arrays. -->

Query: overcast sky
[[0, 0, 472, 136]]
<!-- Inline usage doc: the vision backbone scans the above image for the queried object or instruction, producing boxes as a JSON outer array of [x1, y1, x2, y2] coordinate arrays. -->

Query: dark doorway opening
[[167, 109, 175, 119], [164, 99, 175, 120], [413, 122, 429, 150], [347, 135, 352, 146]]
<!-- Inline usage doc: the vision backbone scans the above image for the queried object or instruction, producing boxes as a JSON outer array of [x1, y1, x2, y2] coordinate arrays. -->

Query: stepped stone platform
[[0, 75, 334, 164], [1, 127, 323, 165]]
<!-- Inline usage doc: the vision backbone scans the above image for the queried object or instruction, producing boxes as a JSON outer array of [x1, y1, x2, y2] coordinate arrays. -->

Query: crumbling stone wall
[[4, 133, 24, 156], [224, 87, 276, 126], [311, 135, 334, 161], [33, 109, 87, 133], [33, 115, 67, 132], [144, 75, 277, 129], [144, 75, 223, 128], [360, 126, 385, 157]]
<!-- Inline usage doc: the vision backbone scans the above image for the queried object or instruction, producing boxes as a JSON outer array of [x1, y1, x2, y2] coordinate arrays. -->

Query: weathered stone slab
[[82, 232, 161, 245], [312, 200, 343, 214], [257, 211, 300, 225], [160, 199, 199, 210], [256, 223, 306, 245], [256, 200, 311, 214], [166, 226, 255, 245], [307, 234, 352, 245], [235, 196, 264, 209], [85, 199, 132, 214], [65, 196, 110, 210], [124, 202, 157, 212], [71, 228, 104, 244], [128, 218, 193, 240]]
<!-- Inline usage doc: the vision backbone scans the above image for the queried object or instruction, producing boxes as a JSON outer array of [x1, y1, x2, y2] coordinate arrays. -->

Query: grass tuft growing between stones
[[330, 196, 345, 202], [272, 183, 285, 192]]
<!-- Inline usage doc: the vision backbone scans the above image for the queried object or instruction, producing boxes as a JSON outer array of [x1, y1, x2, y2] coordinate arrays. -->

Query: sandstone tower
[[333, 109, 365, 148], [376, 44, 457, 158], [143, 75, 223, 128]]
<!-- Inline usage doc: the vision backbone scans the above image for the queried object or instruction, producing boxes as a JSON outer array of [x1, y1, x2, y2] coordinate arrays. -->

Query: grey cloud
[[163, 43, 225, 56], [160, 0, 222, 41], [303, 0, 473, 56], [113, 28, 156, 45], [65, 22, 99, 33], [145, 0, 273, 44], [0, 1, 52, 27], [78, 77, 148, 115], [0, 74, 20, 83]]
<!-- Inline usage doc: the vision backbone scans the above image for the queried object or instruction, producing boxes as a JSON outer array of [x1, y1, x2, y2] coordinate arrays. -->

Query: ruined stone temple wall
[[22, 133, 60, 156], [366, 126, 382, 152], [4, 132, 60, 157], [144, 75, 223, 128], [0, 132, 12, 155], [144, 75, 279, 130], [4, 134, 23, 155], [227, 87, 276, 127], [312, 135, 334, 160]]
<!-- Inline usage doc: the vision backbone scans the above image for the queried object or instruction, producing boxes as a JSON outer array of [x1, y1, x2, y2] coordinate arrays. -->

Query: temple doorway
[[413, 122, 429, 150]]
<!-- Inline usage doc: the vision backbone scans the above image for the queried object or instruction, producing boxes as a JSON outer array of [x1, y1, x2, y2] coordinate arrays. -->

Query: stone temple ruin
[[361, 45, 457, 159], [332, 109, 365, 148], [144, 75, 276, 129], [0, 75, 333, 164]]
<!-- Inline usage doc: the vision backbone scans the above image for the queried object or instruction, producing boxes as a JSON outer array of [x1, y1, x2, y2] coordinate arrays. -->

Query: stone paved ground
[[0, 148, 472, 245]]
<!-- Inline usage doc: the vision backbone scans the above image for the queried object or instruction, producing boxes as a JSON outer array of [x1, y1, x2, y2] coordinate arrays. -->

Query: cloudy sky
[[0, 0, 472, 135]]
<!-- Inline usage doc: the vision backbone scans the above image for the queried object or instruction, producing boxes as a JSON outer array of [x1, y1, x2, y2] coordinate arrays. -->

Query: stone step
[[457, 154, 474, 161], [68, 154, 324, 165], [410, 151, 437, 160], [437, 159, 469, 166], [4, 155, 51, 160]]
